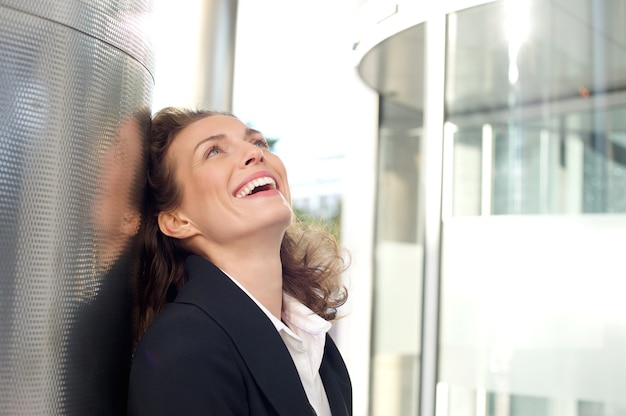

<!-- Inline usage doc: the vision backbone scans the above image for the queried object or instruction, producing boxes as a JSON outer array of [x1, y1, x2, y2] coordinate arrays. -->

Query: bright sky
[[232, 0, 362, 188], [151, 0, 367, 191]]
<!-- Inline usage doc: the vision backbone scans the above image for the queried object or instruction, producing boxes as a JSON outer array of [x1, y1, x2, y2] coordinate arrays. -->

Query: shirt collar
[[281, 293, 332, 337], [219, 269, 331, 337]]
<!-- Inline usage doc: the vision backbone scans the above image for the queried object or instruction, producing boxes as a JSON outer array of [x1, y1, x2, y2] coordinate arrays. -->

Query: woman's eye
[[205, 146, 221, 158], [253, 139, 269, 149]]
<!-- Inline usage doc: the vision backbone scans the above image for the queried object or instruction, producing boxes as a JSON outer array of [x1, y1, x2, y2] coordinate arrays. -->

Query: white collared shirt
[[223, 273, 332, 416]]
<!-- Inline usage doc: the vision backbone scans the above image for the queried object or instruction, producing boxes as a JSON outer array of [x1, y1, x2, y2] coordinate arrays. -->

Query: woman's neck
[[198, 240, 284, 319]]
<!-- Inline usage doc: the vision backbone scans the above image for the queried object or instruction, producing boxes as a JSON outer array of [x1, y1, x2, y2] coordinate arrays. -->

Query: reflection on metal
[[0, 0, 153, 414]]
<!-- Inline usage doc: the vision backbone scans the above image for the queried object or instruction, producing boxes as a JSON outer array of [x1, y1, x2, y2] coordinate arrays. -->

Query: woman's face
[[162, 115, 292, 248]]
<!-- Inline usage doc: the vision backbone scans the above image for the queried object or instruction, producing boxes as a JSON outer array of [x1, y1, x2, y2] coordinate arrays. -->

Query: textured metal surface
[[0, 1, 153, 414], [0, 0, 154, 74]]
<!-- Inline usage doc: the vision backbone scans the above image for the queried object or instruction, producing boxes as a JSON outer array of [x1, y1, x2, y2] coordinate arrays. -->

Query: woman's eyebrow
[[245, 128, 262, 137], [193, 133, 225, 153]]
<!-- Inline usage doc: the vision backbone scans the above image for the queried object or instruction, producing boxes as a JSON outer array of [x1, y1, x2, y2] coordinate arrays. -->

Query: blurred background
[[151, 1, 626, 415], [1, 0, 625, 415]]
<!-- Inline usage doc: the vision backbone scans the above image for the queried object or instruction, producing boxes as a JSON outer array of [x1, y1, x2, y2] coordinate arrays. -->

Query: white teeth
[[235, 177, 277, 198]]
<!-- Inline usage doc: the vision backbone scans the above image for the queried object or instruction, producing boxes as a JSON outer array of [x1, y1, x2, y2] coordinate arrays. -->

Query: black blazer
[[128, 255, 352, 415]]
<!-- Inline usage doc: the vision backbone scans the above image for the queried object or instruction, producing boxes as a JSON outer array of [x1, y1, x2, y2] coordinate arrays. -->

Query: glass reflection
[[371, 96, 423, 416], [441, 1, 626, 416], [447, 0, 626, 215]]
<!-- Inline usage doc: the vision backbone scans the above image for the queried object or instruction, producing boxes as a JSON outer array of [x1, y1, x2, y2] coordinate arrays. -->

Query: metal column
[[0, 1, 153, 413]]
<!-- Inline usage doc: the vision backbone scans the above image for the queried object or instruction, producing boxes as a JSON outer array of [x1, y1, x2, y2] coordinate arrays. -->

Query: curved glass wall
[[356, 0, 626, 415], [360, 24, 426, 416], [445, 0, 626, 216], [440, 1, 626, 415]]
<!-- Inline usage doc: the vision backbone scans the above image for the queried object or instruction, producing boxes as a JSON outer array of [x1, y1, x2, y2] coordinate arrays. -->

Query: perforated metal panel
[[0, 1, 153, 414]]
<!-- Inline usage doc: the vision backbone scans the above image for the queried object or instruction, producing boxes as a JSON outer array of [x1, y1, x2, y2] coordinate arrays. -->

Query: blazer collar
[[175, 255, 315, 416]]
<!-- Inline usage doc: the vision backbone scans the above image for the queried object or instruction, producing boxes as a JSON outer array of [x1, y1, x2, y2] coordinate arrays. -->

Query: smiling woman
[[128, 107, 352, 416]]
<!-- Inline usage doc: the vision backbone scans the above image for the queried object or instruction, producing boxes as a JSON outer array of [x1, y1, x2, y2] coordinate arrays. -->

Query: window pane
[[441, 1, 626, 415], [446, 0, 626, 216], [362, 22, 426, 415]]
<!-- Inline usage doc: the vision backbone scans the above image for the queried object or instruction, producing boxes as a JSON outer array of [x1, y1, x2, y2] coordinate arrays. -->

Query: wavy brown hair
[[134, 107, 348, 344]]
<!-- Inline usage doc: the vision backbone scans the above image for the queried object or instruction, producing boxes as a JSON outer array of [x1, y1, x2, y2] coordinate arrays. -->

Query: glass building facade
[[355, 0, 626, 414]]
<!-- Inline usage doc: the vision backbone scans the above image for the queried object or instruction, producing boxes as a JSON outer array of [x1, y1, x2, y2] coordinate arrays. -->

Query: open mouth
[[235, 176, 277, 198]]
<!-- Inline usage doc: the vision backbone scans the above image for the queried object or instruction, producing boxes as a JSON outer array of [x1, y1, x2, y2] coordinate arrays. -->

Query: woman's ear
[[157, 210, 198, 239]]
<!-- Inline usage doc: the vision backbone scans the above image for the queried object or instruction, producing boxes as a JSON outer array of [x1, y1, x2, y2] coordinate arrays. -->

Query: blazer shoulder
[[136, 301, 232, 355], [129, 303, 250, 415]]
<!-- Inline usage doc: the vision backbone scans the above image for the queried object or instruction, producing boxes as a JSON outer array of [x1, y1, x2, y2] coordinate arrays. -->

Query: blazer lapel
[[320, 335, 352, 416], [176, 255, 314, 416]]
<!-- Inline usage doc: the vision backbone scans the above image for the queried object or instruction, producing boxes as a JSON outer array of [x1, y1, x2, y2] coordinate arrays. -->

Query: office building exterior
[[350, 0, 626, 415]]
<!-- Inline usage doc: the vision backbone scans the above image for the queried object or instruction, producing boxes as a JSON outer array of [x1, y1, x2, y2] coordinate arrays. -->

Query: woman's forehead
[[179, 116, 263, 145], [184, 114, 243, 136]]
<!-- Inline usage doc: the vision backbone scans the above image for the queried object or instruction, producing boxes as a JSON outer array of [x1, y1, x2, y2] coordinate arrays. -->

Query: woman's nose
[[243, 143, 265, 166]]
